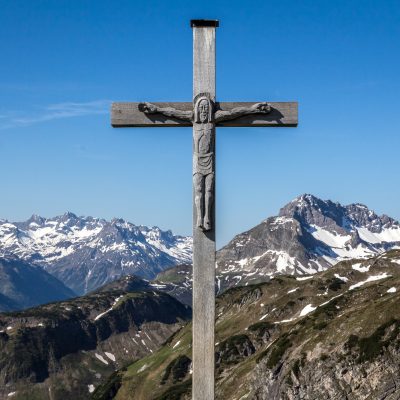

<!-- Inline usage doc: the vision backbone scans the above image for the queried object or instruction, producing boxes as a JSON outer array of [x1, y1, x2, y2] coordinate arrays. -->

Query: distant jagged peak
[[60, 211, 78, 220], [3, 213, 186, 245], [26, 213, 46, 226], [282, 193, 339, 211], [110, 217, 127, 225], [292, 193, 322, 205], [279, 194, 399, 233]]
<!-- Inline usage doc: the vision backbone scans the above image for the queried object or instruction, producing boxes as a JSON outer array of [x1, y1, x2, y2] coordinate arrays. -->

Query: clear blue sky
[[1, 0, 399, 246]]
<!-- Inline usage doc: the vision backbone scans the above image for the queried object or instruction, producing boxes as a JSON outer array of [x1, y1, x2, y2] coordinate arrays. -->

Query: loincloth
[[193, 152, 214, 175]]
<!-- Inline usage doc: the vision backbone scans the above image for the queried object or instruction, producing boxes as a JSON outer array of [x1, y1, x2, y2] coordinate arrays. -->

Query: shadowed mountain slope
[[0, 286, 191, 400], [0, 257, 76, 312]]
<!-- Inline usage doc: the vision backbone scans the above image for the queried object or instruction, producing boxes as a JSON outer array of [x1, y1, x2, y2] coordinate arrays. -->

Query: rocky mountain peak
[[217, 194, 400, 286], [27, 214, 46, 226], [279, 194, 399, 235], [279, 194, 346, 233]]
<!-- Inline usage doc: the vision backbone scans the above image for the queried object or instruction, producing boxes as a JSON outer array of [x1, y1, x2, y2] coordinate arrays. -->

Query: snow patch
[[105, 352, 116, 362], [95, 353, 109, 365], [138, 364, 148, 373], [173, 340, 181, 349], [357, 227, 400, 244], [94, 295, 124, 321], [334, 273, 349, 282], [349, 273, 391, 290], [299, 304, 317, 317], [352, 263, 370, 273], [309, 225, 351, 248], [151, 283, 167, 289], [296, 276, 313, 281], [275, 318, 296, 324]]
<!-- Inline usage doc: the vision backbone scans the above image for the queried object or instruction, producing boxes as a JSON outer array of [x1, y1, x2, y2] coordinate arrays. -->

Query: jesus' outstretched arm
[[139, 102, 193, 122], [215, 102, 271, 123]]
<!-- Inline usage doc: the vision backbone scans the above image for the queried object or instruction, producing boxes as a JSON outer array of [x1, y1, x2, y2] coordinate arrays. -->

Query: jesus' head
[[198, 99, 210, 122]]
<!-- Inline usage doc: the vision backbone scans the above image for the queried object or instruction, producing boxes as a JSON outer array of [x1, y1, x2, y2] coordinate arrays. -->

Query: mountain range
[[1, 194, 399, 309], [94, 249, 400, 400], [0, 213, 192, 294]]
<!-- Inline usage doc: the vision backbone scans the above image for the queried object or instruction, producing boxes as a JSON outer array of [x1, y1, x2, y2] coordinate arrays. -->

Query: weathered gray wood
[[111, 101, 298, 127], [110, 19, 299, 400], [192, 26, 216, 400]]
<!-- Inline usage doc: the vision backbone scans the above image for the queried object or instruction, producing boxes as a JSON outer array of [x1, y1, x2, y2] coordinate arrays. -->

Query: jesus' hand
[[251, 102, 271, 113], [138, 102, 158, 114]]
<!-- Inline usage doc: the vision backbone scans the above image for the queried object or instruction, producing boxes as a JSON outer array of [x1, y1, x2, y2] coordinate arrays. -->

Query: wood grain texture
[[192, 26, 216, 400], [111, 101, 298, 127]]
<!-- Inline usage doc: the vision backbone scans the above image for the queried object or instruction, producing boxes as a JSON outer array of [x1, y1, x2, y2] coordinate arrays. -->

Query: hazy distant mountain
[[217, 194, 400, 290], [0, 257, 75, 312], [0, 213, 192, 294]]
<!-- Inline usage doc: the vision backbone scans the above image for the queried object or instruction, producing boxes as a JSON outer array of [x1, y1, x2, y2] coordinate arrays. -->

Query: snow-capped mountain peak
[[0, 214, 192, 294], [217, 195, 400, 289]]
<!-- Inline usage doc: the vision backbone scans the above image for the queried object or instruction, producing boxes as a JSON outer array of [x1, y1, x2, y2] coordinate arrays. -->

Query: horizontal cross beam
[[111, 102, 298, 128]]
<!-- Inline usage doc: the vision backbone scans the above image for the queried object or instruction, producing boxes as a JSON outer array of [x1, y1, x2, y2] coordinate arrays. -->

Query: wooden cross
[[111, 19, 298, 400]]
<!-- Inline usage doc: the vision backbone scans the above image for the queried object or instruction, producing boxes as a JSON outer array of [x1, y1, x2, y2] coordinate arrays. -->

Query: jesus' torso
[[193, 122, 214, 176]]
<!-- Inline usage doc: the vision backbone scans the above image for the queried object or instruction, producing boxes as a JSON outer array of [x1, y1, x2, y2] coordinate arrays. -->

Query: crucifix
[[111, 19, 297, 400]]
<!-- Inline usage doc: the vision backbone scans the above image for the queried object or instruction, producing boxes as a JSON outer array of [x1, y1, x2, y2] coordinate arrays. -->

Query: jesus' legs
[[194, 173, 204, 229], [203, 173, 214, 231]]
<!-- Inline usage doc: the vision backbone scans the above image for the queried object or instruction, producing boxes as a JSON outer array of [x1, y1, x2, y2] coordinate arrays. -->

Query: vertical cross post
[[111, 18, 298, 400], [191, 19, 218, 400]]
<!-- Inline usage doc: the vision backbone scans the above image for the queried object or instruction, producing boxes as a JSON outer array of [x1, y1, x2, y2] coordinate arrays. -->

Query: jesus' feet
[[203, 218, 211, 231]]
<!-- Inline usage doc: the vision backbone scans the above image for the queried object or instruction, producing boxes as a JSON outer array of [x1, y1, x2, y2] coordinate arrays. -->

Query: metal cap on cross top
[[190, 19, 220, 28]]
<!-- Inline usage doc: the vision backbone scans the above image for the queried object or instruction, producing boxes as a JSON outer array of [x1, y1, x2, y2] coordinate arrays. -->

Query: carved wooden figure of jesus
[[139, 97, 271, 231]]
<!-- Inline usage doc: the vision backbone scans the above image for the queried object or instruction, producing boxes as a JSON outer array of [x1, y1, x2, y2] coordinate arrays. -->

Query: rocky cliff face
[[0, 286, 191, 400], [0, 213, 192, 294], [98, 249, 400, 400], [217, 194, 400, 290]]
